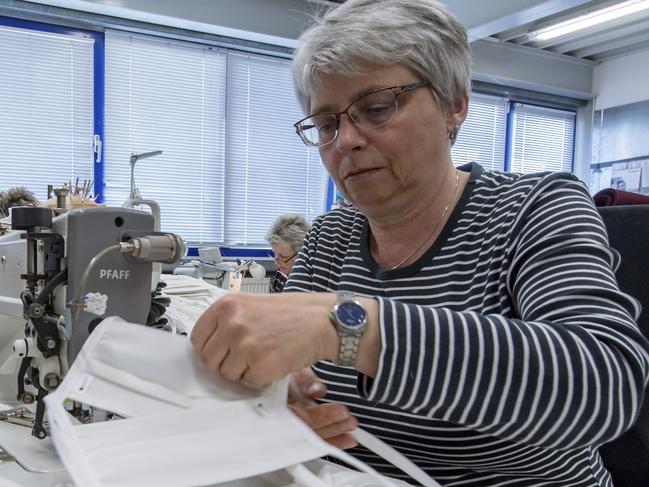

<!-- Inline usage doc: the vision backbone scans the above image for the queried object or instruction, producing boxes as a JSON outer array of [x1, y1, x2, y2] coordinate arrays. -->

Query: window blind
[[224, 52, 328, 246], [103, 30, 227, 243], [452, 93, 508, 171], [0, 25, 94, 204], [510, 103, 575, 174]]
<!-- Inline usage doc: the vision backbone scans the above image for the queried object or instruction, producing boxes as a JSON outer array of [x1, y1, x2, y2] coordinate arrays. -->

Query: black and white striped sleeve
[[361, 175, 649, 450]]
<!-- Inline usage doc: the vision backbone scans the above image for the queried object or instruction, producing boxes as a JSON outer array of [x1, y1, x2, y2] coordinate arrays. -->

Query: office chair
[[596, 205, 649, 487]]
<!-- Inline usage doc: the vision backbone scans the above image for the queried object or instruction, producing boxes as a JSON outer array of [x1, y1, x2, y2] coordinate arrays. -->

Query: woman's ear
[[446, 93, 469, 146], [446, 93, 469, 133]]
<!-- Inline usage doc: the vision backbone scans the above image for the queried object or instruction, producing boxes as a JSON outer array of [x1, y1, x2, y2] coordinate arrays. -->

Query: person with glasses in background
[[266, 213, 310, 293], [192, 0, 649, 485]]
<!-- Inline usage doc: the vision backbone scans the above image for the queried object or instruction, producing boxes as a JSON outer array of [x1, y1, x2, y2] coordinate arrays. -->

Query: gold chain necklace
[[376, 170, 460, 270]]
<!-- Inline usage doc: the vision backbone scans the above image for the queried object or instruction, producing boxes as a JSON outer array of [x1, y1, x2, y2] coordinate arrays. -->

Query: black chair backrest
[[597, 205, 649, 487]]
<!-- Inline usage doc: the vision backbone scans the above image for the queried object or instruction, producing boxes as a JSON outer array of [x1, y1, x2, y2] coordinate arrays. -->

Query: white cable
[[72, 244, 121, 327]]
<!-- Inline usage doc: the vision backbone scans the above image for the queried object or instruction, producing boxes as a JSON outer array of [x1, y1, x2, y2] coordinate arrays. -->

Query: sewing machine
[[0, 206, 185, 465], [0, 209, 427, 487]]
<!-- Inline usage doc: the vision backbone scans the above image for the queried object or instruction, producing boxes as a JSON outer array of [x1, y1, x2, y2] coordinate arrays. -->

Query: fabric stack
[[158, 274, 228, 335]]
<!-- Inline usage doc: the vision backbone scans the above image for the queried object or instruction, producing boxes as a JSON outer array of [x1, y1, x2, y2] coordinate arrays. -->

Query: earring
[[449, 126, 459, 147]]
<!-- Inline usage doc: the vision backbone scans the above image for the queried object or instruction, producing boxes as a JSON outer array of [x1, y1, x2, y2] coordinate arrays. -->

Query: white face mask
[[45, 317, 439, 487]]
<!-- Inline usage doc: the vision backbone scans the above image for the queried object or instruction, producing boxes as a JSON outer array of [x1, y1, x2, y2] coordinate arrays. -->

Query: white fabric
[[158, 274, 227, 335], [286, 462, 416, 487], [44, 318, 431, 487]]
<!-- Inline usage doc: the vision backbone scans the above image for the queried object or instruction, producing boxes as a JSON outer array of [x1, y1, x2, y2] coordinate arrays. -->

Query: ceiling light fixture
[[530, 0, 649, 41]]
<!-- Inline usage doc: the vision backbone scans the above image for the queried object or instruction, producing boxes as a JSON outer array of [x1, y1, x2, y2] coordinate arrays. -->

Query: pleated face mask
[[45, 317, 438, 487]]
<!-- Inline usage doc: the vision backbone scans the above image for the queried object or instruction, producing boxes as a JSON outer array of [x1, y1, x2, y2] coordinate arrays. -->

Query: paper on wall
[[611, 166, 642, 191], [641, 160, 649, 188]]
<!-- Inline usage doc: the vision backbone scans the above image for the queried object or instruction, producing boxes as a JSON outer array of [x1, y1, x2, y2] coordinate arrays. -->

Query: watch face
[[336, 301, 367, 329]]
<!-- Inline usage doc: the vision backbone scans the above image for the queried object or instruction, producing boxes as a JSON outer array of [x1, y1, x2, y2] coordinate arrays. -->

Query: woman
[[266, 213, 310, 292], [192, 0, 649, 485]]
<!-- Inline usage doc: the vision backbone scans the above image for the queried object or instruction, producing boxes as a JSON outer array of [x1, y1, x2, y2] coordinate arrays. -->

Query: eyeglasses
[[294, 80, 430, 148], [269, 251, 297, 264]]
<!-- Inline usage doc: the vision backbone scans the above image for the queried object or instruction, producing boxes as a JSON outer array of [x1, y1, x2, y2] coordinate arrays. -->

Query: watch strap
[[332, 291, 365, 366], [337, 332, 361, 366]]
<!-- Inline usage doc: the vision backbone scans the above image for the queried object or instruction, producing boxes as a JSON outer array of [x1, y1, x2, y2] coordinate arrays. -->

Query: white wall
[[593, 48, 649, 110], [472, 40, 593, 100]]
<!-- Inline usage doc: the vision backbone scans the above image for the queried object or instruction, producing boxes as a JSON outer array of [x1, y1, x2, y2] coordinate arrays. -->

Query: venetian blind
[[103, 30, 227, 243], [510, 103, 575, 174], [224, 51, 328, 246], [452, 93, 508, 171], [0, 24, 94, 204]]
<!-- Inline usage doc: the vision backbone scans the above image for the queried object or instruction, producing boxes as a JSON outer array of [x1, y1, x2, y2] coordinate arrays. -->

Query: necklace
[[376, 170, 460, 271]]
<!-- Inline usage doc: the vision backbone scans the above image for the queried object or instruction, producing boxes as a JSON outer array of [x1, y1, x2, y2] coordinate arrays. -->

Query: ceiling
[[319, 0, 649, 63], [15, 0, 649, 63], [487, 0, 649, 62]]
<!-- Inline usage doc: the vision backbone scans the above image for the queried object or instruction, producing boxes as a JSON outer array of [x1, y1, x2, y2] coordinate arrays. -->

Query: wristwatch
[[329, 291, 368, 366]]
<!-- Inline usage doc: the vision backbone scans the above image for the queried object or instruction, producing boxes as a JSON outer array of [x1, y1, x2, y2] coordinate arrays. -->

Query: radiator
[[240, 277, 271, 294]]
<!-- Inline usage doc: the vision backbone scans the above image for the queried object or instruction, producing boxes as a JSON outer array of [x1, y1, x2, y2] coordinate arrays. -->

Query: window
[[225, 52, 328, 246], [452, 93, 508, 171], [0, 21, 94, 204], [509, 104, 575, 174], [103, 32, 327, 246], [452, 95, 575, 174], [103, 31, 227, 243]]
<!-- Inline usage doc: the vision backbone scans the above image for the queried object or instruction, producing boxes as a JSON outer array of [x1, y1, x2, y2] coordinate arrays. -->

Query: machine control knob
[[10, 206, 53, 231], [44, 373, 61, 390], [26, 303, 45, 319], [12, 339, 29, 357], [12, 338, 39, 358], [19, 392, 35, 404]]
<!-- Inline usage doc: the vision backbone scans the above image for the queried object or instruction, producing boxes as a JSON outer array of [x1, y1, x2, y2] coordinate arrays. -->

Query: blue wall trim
[[187, 247, 271, 258], [326, 176, 335, 211], [503, 102, 515, 173], [93, 33, 105, 203], [0, 15, 92, 36]]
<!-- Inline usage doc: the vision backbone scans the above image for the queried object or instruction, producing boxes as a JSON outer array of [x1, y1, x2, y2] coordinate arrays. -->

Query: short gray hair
[[266, 214, 310, 253], [293, 0, 471, 115]]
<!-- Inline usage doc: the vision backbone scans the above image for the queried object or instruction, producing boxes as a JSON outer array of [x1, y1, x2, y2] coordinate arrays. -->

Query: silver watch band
[[337, 333, 361, 366], [335, 291, 363, 366]]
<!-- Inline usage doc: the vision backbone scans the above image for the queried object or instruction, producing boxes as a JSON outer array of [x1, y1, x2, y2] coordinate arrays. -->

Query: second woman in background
[[266, 213, 310, 292]]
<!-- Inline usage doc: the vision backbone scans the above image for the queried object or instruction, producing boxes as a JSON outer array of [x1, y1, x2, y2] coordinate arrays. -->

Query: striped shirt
[[270, 271, 287, 293], [285, 163, 649, 487]]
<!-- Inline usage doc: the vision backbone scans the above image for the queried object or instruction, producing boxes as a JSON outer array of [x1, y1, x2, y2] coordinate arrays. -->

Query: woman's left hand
[[288, 368, 358, 450], [191, 293, 339, 387]]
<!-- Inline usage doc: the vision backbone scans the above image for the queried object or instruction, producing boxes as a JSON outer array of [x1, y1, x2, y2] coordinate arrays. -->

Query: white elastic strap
[[286, 463, 330, 487], [352, 428, 441, 487], [325, 447, 399, 487]]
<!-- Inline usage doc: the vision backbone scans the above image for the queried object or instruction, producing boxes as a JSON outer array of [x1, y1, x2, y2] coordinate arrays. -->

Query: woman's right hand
[[288, 368, 359, 450]]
